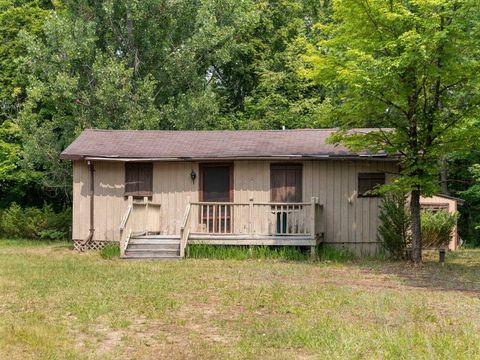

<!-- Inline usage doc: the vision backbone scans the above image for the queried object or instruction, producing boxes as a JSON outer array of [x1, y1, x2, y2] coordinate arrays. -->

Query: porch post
[[249, 198, 254, 238], [144, 196, 149, 234], [310, 197, 317, 258], [309, 197, 317, 237]]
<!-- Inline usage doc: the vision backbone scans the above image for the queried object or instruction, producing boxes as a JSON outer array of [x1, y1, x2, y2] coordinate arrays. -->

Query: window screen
[[270, 164, 303, 202], [201, 165, 231, 202], [125, 163, 153, 197], [358, 172, 385, 197]]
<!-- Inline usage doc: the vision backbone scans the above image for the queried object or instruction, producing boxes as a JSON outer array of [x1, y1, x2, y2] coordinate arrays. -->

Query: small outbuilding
[[420, 194, 464, 250]]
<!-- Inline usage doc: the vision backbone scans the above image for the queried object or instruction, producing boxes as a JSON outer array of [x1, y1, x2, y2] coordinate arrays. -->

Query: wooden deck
[[120, 197, 325, 258]]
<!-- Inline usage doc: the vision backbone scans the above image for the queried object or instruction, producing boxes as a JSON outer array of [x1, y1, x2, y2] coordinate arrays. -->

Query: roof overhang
[[69, 154, 401, 162], [59, 128, 401, 161], [434, 193, 465, 206]]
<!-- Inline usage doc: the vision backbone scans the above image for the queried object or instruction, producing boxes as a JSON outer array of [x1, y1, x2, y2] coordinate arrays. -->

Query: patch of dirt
[[176, 301, 238, 345], [71, 305, 237, 360]]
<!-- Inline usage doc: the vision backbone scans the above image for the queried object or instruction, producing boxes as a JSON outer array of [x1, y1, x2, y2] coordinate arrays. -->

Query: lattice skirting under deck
[[73, 239, 118, 252]]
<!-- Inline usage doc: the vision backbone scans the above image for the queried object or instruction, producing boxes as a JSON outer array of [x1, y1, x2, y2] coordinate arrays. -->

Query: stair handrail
[[119, 204, 133, 232], [179, 203, 192, 258], [124, 228, 132, 252], [119, 204, 133, 257]]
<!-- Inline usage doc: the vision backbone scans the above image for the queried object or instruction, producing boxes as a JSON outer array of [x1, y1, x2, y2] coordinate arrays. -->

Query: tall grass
[[100, 243, 120, 259], [188, 245, 309, 261], [188, 244, 359, 262], [317, 245, 356, 262]]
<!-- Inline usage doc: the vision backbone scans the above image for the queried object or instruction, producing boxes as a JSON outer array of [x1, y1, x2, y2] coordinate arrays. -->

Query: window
[[421, 204, 449, 213], [125, 162, 153, 197], [358, 172, 385, 197], [270, 164, 302, 202]]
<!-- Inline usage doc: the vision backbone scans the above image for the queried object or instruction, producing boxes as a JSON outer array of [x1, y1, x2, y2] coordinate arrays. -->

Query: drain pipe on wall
[[81, 160, 95, 250]]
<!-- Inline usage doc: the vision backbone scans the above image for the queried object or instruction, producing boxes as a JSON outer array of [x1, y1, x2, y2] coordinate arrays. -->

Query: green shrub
[[38, 230, 67, 241], [421, 210, 459, 249], [100, 244, 120, 259], [0, 202, 71, 240], [377, 192, 411, 259]]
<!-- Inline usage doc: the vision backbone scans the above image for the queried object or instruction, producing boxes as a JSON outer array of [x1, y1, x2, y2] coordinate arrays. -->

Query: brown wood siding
[[303, 160, 398, 255], [72, 159, 399, 254]]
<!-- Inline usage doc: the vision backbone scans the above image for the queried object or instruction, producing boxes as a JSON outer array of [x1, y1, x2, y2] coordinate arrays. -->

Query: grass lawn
[[0, 241, 479, 359]]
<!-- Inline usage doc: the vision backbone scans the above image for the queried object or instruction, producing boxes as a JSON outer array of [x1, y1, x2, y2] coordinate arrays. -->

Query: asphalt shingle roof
[[59, 128, 391, 161]]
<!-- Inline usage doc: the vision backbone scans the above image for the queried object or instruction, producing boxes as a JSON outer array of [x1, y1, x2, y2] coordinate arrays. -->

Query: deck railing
[[186, 197, 323, 239], [119, 196, 162, 256]]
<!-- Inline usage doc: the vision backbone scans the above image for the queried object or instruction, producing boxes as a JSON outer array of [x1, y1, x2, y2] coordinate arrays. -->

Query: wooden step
[[126, 248, 179, 254], [127, 243, 179, 250], [133, 234, 180, 240], [122, 255, 181, 260], [124, 233, 182, 259], [125, 249, 180, 257], [129, 239, 180, 246]]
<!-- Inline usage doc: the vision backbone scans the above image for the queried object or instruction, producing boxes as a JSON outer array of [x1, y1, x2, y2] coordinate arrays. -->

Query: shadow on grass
[[357, 249, 480, 295]]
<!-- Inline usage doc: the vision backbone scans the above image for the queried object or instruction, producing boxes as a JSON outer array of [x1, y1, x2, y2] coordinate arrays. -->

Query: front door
[[200, 164, 233, 233], [270, 164, 302, 203], [270, 164, 303, 234]]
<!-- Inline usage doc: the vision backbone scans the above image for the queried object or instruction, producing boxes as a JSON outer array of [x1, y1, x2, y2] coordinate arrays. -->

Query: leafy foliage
[[421, 210, 459, 249], [378, 192, 411, 259], [303, 0, 480, 260], [454, 163, 480, 245], [0, 0, 51, 121], [304, 0, 480, 194], [17, 14, 161, 198], [0, 202, 71, 239], [0, 120, 41, 206], [6, 0, 332, 200]]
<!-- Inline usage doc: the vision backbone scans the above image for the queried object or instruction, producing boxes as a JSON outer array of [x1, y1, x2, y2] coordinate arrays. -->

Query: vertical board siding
[[153, 161, 198, 235], [95, 161, 125, 242], [72, 161, 89, 241], [304, 160, 398, 255], [72, 159, 398, 253], [233, 160, 270, 234], [72, 160, 199, 241]]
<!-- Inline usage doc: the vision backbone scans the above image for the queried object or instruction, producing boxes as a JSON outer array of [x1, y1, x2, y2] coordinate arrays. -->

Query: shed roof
[[60, 128, 396, 161], [432, 194, 465, 206]]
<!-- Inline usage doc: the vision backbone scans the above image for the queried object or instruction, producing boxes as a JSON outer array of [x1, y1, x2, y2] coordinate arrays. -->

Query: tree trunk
[[410, 189, 422, 264], [440, 157, 449, 195]]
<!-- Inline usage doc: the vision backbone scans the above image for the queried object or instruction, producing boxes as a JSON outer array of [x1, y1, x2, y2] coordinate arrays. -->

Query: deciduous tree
[[304, 0, 480, 263]]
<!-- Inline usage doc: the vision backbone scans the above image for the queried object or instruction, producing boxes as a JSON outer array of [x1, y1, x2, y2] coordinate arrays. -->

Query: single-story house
[[59, 129, 460, 259]]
